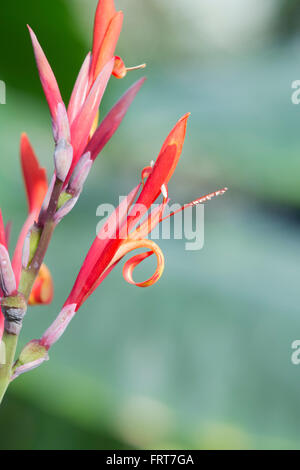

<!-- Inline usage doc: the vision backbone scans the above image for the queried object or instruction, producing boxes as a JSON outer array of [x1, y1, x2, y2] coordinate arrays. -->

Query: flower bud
[[68, 152, 92, 196], [54, 138, 73, 182], [0, 244, 16, 296], [11, 339, 49, 381], [54, 195, 79, 225], [53, 102, 70, 143]]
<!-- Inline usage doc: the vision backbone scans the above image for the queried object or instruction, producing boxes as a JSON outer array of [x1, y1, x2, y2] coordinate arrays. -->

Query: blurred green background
[[1, 0, 300, 450]]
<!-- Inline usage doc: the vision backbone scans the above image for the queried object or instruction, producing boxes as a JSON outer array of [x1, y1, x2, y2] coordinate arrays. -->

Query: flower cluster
[[0, 0, 227, 388]]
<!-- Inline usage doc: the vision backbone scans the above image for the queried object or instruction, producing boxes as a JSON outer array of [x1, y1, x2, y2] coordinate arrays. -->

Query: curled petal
[[68, 52, 92, 125], [113, 239, 165, 288], [85, 77, 146, 161], [27, 26, 63, 123], [28, 264, 54, 306]]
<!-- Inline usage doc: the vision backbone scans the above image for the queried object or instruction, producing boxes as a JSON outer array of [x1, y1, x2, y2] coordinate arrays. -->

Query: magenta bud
[[0, 244, 16, 296], [68, 152, 92, 195], [53, 102, 70, 143], [54, 138, 73, 182], [40, 304, 77, 349]]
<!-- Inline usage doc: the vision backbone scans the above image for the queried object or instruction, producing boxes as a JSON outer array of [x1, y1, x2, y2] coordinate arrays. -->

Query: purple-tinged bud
[[53, 102, 70, 144], [11, 339, 49, 381], [54, 138, 73, 182], [54, 195, 79, 225], [22, 231, 31, 269], [0, 244, 16, 296], [68, 152, 92, 196], [40, 304, 77, 349]]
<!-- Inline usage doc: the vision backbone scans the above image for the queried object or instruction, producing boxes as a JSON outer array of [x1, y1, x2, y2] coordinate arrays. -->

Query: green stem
[[0, 178, 63, 404], [0, 332, 18, 404]]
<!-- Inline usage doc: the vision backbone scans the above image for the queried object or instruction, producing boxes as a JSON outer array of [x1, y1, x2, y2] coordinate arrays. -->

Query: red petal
[[127, 114, 189, 231], [5, 222, 12, 249], [28, 26, 63, 122], [114, 239, 165, 288], [92, 11, 123, 82], [90, 0, 117, 81], [20, 133, 48, 213], [0, 210, 6, 248], [28, 264, 54, 306], [68, 52, 92, 125], [65, 184, 140, 308], [12, 134, 48, 285], [67, 58, 114, 181], [85, 77, 146, 161]]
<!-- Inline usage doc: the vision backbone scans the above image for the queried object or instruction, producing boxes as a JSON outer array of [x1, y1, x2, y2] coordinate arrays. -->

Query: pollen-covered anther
[[191, 187, 228, 206]]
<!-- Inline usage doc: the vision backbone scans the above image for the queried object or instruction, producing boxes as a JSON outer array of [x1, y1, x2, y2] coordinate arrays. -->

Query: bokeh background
[[1, 0, 300, 450]]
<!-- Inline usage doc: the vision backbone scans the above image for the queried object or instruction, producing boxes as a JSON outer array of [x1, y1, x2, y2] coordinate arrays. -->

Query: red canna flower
[[36, 115, 227, 352], [28, 0, 146, 186], [0, 0, 227, 391]]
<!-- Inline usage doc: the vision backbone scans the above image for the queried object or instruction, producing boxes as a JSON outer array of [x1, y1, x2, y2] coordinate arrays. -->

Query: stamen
[[161, 187, 228, 221], [126, 63, 146, 72]]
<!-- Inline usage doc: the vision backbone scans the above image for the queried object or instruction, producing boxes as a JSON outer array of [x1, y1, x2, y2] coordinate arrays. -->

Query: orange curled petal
[[28, 263, 54, 306], [112, 239, 165, 288]]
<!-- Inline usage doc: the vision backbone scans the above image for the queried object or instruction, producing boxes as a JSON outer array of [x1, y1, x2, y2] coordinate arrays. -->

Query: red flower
[[39, 115, 227, 350], [27, 0, 146, 185]]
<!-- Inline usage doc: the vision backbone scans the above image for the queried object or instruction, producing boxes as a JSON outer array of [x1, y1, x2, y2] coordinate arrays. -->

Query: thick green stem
[[0, 332, 18, 404]]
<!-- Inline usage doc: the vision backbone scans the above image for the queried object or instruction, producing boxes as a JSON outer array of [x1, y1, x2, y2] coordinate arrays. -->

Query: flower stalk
[[0, 0, 227, 405]]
